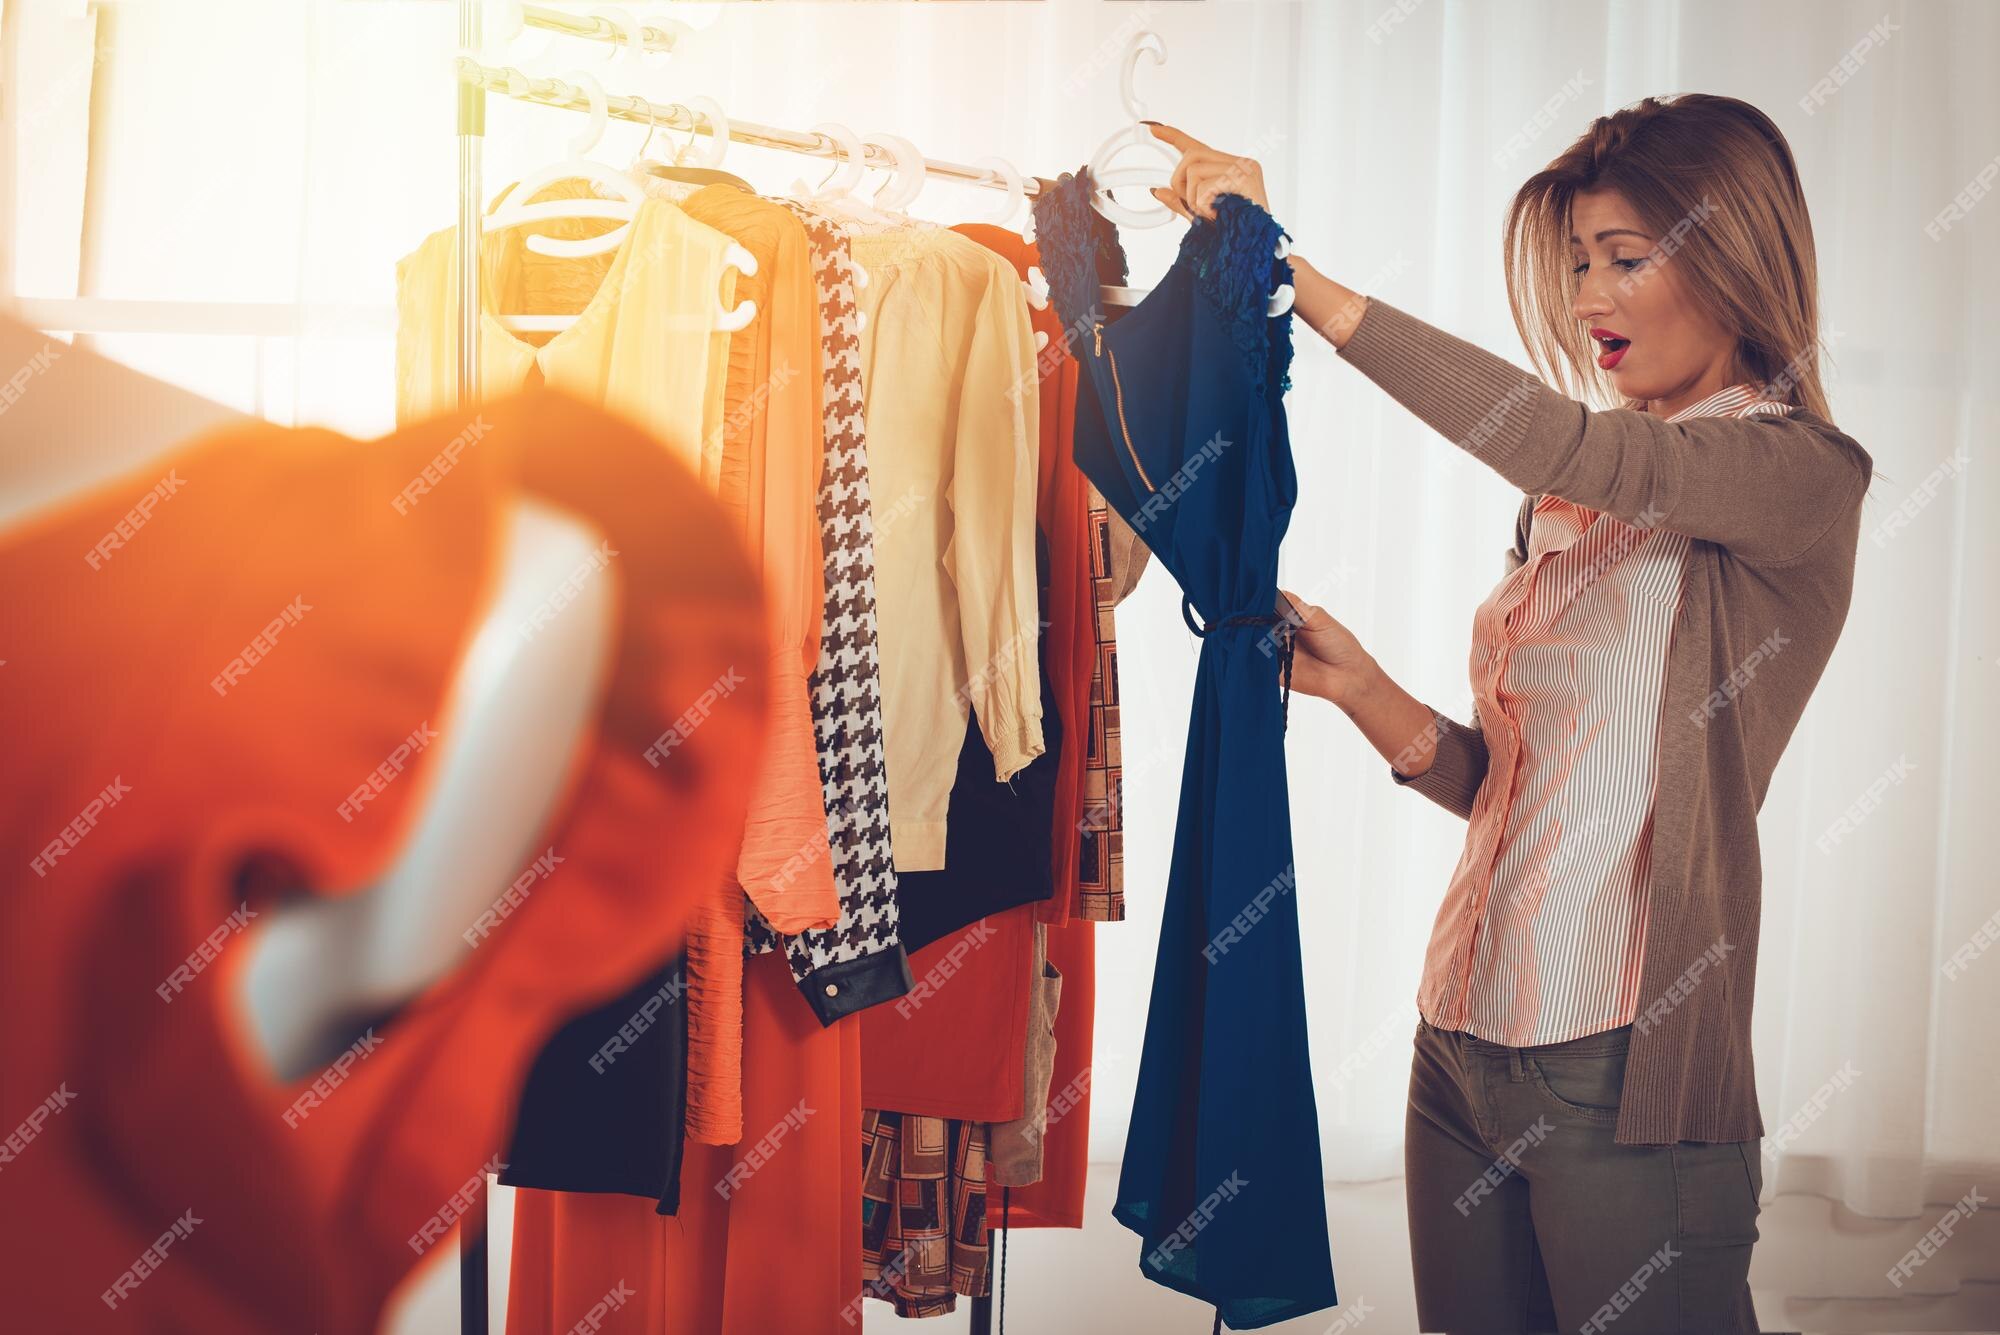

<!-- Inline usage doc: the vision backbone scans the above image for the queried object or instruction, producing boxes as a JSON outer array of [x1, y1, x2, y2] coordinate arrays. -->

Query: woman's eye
[[1573, 257, 1648, 275]]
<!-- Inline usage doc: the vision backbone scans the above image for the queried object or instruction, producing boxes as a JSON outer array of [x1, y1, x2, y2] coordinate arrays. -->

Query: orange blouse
[[676, 183, 834, 1142], [0, 390, 769, 1333]]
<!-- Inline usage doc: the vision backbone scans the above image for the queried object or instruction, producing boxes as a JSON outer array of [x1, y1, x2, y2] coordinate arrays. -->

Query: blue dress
[[1032, 168, 1338, 1328]]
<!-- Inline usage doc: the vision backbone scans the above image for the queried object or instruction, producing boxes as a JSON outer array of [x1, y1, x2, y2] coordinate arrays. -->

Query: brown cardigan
[[1335, 296, 1872, 1146]]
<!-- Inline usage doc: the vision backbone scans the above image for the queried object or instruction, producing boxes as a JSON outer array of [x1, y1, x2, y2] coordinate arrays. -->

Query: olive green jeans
[[1404, 1016, 1763, 1333]]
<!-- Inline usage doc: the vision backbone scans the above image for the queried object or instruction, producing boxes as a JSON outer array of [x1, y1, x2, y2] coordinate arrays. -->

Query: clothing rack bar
[[520, 3, 685, 52], [456, 57, 1057, 199]]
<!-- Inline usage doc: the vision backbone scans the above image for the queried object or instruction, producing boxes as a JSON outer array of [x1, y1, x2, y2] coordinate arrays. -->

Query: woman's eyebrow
[[1569, 228, 1655, 243]]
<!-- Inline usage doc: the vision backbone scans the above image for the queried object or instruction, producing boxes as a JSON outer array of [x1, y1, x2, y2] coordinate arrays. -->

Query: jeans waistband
[[1425, 1018, 1632, 1059]]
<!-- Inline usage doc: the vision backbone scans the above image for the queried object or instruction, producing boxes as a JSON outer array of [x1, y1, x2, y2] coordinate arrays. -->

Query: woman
[[1146, 95, 1871, 1333]]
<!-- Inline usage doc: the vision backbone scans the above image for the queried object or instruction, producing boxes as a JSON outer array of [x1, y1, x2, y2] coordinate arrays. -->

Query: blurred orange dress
[[0, 389, 770, 1333]]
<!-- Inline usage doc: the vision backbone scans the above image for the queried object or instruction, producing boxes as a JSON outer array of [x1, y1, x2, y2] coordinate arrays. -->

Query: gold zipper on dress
[[1095, 321, 1156, 493]]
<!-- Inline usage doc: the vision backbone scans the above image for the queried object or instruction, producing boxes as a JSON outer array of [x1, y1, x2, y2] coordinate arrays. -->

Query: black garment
[[894, 640, 1064, 954], [500, 950, 688, 1214], [894, 505, 1065, 953]]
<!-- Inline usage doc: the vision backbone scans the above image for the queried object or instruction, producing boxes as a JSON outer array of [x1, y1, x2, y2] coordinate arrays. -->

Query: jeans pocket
[[1672, 1140, 1762, 1247], [1526, 1051, 1623, 1122]]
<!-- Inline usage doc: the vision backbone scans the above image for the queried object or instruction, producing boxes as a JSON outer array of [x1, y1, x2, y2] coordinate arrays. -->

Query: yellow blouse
[[394, 190, 737, 486], [394, 192, 842, 936], [846, 223, 1046, 872]]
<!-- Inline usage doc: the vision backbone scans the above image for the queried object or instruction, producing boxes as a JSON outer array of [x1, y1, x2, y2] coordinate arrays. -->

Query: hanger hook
[[677, 95, 730, 170], [1087, 30, 1177, 230], [562, 70, 609, 157], [867, 133, 926, 211], [1120, 30, 1167, 122], [492, 0, 525, 45], [970, 155, 1025, 226], [634, 97, 660, 165], [588, 7, 646, 62], [802, 121, 866, 199]]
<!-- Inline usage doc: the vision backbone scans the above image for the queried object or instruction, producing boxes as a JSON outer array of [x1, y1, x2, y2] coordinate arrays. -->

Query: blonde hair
[[1503, 94, 1832, 422]]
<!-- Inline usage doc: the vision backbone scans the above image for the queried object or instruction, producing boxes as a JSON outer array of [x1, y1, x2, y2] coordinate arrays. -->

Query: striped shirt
[[1416, 383, 1794, 1046]]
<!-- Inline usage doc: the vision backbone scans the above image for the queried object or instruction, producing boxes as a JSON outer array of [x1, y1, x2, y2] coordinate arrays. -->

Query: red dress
[[506, 951, 862, 1334], [0, 389, 771, 1333]]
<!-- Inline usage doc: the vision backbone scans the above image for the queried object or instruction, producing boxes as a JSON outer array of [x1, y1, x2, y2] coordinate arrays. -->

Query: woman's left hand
[[1141, 122, 1272, 221]]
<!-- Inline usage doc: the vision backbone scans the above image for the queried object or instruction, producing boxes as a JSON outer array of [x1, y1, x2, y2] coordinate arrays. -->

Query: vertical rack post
[[456, 4, 490, 1325], [455, 0, 484, 410]]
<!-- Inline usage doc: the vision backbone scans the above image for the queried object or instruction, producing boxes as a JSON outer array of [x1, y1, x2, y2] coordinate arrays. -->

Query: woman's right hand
[[1136, 127, 1370, 350], [1141, 123, 1271, 221], [1279, 592, 1380, 708]]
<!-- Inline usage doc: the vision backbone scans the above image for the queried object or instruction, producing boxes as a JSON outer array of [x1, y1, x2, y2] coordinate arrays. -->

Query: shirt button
[[824, 983, 839, 997]]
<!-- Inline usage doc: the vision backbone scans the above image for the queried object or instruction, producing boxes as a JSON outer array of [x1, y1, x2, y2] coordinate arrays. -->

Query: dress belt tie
[[1181, 594, 1299, 733]]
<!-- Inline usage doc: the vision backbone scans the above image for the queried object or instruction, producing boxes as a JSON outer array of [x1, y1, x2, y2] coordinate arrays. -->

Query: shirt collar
[[1664, 383, 1786, 422]]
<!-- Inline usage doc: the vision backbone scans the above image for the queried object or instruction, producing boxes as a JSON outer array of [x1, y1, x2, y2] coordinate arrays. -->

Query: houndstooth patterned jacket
[[744, 201, 912, 1023]]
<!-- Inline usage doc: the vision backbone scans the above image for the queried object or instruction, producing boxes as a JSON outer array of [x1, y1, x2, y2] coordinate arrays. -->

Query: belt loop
[[1508, 1048, 1525, 1082]]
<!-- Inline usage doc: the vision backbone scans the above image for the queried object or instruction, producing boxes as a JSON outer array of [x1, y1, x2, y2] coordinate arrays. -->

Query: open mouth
[[1591, 328, 1631, 370]]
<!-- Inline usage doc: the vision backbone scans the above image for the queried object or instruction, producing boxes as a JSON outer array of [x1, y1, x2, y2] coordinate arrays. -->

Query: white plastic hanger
[[490, 0, 558, 70], [869, 134, 928, 213], [971, 155, 1052, 348], [590, 6, 646, 64], [775, 123, 871, 328], [482, 75, 757, 333], [1084, 31, 1293, 317], [971, 154, 1028, 230], [1024, 264, 1050, 313], [792, 120, 869, 203], [795, 127, 925, 230], [1085, 31, 1185, 311], [1086, 31, 1178, 230], [789, 121, 886, 232], [631, 93, 756, 195], [483, 69, 645, 259], [672, 94, 731, 170]]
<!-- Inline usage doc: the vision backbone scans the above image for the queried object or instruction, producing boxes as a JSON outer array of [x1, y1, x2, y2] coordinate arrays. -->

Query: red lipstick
[[1591, 327, 1630, 370]]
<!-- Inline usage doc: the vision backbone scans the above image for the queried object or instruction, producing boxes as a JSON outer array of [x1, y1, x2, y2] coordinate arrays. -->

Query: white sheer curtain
[[19, 0, 1995, 1326]]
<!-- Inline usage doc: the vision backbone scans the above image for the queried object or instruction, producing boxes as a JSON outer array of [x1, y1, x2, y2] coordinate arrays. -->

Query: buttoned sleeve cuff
[[1388, 707, 1488, 822], [795, 946, 915, 1026], [986, 707, 1046, 783]]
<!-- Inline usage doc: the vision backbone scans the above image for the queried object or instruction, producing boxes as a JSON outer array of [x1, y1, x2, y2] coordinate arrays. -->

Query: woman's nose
[[1568, 273, 1616, 319], [1571, 286, 1615, 323]]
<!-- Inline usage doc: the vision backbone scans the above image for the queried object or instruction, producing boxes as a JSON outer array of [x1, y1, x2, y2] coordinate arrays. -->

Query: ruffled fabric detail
[[1030, 166, 1129, 351], [1182, 193, 1296, 398], [1030, 167, 1294, 398]]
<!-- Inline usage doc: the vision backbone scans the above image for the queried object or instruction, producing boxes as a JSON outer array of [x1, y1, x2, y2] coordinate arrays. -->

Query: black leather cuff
[[795, 947, 915, 1026]]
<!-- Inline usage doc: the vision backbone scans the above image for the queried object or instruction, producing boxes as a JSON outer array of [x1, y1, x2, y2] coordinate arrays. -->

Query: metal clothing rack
[[451, 0, 1140, 413], [450, 5, 1110, 1331]]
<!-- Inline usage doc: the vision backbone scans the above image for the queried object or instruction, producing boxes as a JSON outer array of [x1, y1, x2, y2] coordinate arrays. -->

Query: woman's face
[[1568, 188, 1737, 415]]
